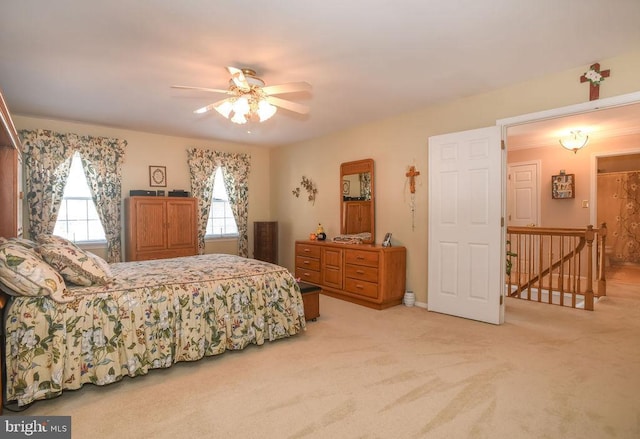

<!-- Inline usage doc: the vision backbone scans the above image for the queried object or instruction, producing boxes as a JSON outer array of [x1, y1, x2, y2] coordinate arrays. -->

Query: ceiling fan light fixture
[[173, 66, 311, 124], [559, 130, 589, 153], [257, 99, 277, 122]]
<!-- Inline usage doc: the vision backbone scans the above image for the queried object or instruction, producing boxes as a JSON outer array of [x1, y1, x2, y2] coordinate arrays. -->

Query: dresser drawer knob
[[356, 270, 364, 274]]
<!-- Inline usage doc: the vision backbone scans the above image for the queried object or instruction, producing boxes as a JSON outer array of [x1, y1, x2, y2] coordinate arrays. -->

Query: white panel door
[[428, 126, 504, 324], [507, 162, 539, 227]]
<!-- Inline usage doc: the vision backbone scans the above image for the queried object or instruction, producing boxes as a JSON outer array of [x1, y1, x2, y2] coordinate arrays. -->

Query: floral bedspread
[[4, 254, 306, 406]]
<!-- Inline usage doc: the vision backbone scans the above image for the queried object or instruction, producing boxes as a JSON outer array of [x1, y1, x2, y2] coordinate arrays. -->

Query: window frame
[[205, 168, 239, 240], [53, 153, 107, 244]]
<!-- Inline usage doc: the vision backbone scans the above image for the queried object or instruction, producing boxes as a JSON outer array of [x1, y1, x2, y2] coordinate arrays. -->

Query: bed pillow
[[7, 237, 40, 251], [0, 241, 72, 302], [37, 234, 78, 249], [39, 242, 111, 286]]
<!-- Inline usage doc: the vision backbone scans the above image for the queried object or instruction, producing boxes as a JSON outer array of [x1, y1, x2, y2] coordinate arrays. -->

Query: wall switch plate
[[582, 200, 589, 208]]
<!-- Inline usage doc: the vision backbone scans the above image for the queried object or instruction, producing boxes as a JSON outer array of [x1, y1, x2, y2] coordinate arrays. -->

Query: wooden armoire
[[125, 196, 198, 261], [0, 89, 23, 239]]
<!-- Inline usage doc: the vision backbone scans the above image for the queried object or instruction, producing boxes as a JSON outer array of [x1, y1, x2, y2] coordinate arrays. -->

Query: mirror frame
[[340, 158, 375, 244]]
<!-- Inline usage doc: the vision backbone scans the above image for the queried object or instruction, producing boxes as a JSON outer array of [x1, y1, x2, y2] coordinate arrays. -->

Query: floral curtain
[[20, 129, 127, 262], [597, 171, 640, 263], [186, 148, 251, 257], [20, 130, 75, 239], [77, 136, 127, 262]]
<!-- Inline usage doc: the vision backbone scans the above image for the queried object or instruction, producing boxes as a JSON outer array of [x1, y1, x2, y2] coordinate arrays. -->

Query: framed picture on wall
[[552, 173, 575, 199], [149, 165, 167, 187]]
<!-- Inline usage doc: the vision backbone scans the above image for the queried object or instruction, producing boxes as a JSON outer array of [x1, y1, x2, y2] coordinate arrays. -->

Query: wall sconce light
[[559, 130, 589, 154]]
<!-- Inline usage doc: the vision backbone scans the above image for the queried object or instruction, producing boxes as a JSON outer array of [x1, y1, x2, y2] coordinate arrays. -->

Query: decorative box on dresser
[[295, 240, 406, 310], [125, 196, 198, 261], [253, 221, 278, 264]]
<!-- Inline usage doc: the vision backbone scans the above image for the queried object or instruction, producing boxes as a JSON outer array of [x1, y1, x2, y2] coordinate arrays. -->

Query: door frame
[[590, 148, 640, 226], [498, 92, 640, 142]]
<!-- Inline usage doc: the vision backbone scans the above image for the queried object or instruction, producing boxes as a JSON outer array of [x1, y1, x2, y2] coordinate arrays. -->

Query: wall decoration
[[292, 176, 318, 205], [405, 165, 421, 230], [149, 165, 167, 187], [342, 179, 350, 196], [552, 173, 575, 199]]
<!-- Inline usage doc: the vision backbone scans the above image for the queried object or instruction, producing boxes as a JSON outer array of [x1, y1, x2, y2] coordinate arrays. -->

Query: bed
[[0, 236, 306, 408]]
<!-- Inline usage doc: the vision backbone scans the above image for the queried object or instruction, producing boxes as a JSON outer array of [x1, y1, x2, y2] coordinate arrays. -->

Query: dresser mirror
[[340, 159, 374, 243]]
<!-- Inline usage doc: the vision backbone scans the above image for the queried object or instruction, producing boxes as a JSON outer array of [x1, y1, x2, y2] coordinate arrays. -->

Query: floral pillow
[[37, 234, 78, 249], [0, 242, 73, 303], [39, 242, 112, 286]]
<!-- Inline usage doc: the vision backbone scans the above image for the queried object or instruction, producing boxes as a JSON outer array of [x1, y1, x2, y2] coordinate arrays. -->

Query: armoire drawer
[[296, 256, 320, 271], [345, 249, 379, 267], [295, 267, 321, 284], [345, 278, 379, 299], [345, 264, 378, 283], [295, 243, 321, 258]]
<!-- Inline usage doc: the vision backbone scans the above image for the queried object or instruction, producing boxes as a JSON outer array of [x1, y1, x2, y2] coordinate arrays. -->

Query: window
[[205, 168, 238, 238], [53, 152, 106, 242]]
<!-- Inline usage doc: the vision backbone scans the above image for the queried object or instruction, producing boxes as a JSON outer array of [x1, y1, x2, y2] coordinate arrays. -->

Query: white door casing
[[428, 126, 504, 324]]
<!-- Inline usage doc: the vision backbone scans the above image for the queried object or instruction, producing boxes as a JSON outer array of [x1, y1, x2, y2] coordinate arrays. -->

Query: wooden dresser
[[253, 221, 278, 264], [295, 240, 406, 309], [125, 196, 198, 261]]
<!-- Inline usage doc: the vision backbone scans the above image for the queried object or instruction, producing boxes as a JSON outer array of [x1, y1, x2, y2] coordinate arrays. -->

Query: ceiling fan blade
[[193, 98, 229, 115], [227, 66, 250, 91], [261, 82, 312, 95], [266, 96, 310, 115], [171, 85, 231, 95]]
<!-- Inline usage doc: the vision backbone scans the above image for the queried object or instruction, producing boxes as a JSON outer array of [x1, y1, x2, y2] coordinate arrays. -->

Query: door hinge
[[501, 140, 506, 150], [500, 295, 504, 305], [501, 217, 505, 227]]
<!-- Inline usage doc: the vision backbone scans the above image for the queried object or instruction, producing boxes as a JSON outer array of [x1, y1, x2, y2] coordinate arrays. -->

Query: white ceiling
[[1, 1, 639, 147]]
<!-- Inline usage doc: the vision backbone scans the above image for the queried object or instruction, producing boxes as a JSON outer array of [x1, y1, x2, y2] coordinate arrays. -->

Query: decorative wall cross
[[405, 165, 421, 194], [580, 62, 610, 101]]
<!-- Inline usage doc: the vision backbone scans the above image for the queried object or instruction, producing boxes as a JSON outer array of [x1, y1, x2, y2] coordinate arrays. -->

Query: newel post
[[584, 225, 595, 311], [597, 223, 607, 297]]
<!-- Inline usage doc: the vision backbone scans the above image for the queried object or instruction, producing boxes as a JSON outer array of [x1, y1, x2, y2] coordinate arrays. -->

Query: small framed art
[[551, 173, 574, 199], [343, 179, 350, 196], [149, 165, 167, 187]]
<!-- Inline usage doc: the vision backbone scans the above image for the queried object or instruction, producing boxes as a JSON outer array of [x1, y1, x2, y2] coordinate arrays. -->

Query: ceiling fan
[[172, 67, 311, 124]]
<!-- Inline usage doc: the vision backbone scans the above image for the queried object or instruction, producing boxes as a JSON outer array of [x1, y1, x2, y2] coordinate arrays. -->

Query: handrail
[[506, 223, 607, 311]]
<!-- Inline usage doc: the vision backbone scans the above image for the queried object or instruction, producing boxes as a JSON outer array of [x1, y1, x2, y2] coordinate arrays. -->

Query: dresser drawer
[[296, 243, 321, 258], [345, 278, 379, 299], [295, 267, 321, 284], [345, 264, 378, 282], [345, 249, 379, 267], [296, 256, 320, 271]]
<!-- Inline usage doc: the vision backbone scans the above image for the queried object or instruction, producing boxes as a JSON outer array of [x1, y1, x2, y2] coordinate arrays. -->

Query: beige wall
[[272, 49, 640, 306], [11, 49, 640, 306], [508, 133, 640, 228], [12, 116, 274, 259]]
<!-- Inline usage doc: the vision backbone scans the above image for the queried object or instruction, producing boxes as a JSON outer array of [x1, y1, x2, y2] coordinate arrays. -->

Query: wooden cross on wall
[[406, 165, 420, 194], [580, 62, 610, 101]]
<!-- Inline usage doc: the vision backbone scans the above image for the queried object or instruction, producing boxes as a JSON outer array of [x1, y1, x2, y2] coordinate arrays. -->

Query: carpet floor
[[4, 279, 640, 439]]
